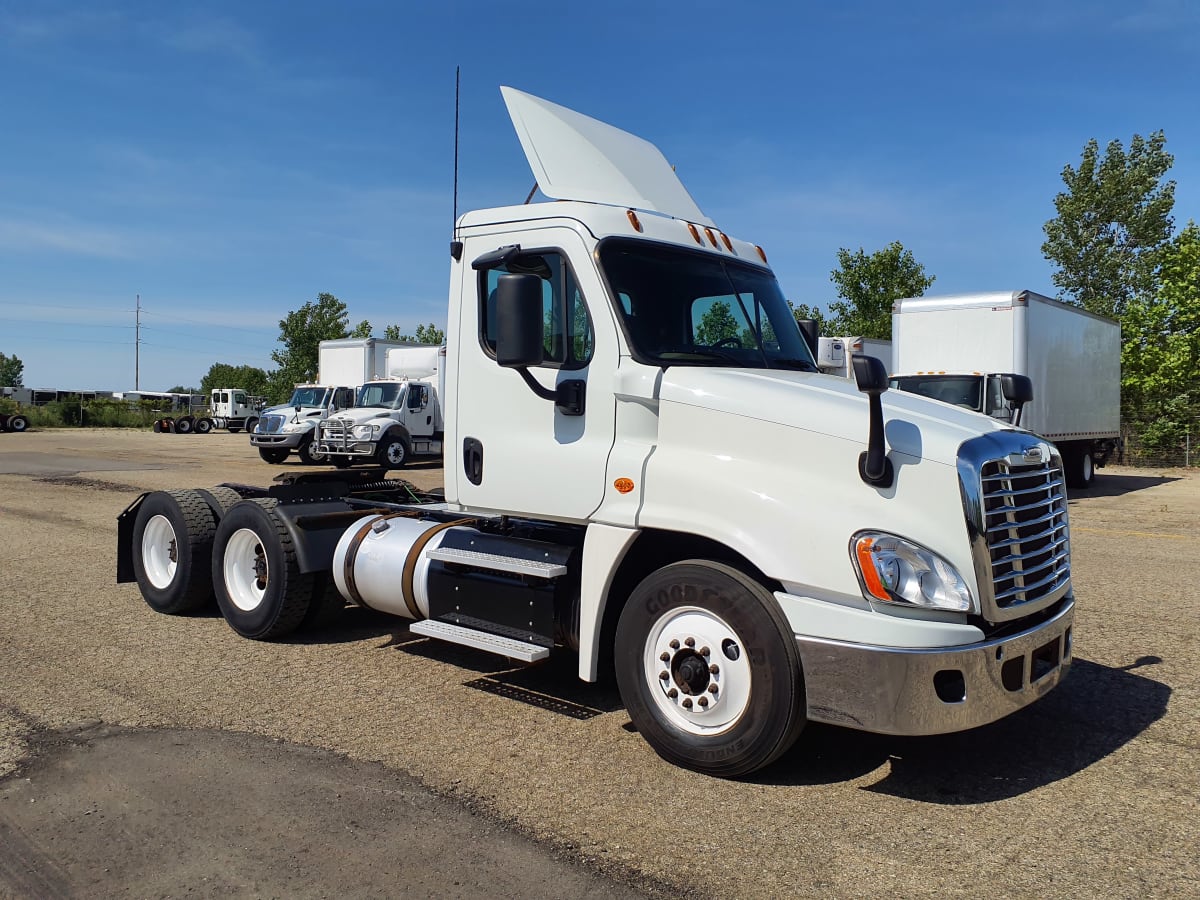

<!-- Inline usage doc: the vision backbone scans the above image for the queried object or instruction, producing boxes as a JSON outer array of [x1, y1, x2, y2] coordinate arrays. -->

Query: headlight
[[352, 424, 378, 439], [851, 531, 973, 613]]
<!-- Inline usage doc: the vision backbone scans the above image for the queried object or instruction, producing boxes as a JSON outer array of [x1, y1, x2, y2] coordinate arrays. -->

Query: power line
[[0, 317, 134, 329], [140, 308, 279, 337], [139, 323, 275, 350]]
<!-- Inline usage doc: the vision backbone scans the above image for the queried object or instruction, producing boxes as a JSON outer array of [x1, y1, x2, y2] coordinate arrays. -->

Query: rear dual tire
[[212, 499, 316, 640], [131, 490, 217, 614]]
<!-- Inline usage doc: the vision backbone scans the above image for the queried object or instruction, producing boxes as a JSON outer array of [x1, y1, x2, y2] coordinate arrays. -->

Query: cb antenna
[[450, 66, 463, 261]]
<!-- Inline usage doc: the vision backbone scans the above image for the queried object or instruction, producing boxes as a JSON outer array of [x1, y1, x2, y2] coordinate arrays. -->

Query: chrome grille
[[980, 459, 1070, 608], [259, 414, 286, 434], [958, 434, 1072, 623]]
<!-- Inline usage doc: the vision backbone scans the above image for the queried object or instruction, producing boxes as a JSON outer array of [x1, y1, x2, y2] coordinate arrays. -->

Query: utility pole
[[135, 293, 141, 390]]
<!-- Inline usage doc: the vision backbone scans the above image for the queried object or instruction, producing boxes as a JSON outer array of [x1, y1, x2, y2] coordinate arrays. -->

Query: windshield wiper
[[771, 358, 818, 372]]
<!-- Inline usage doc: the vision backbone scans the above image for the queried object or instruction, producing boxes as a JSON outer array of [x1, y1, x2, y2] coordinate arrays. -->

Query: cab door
[[452, 227, 617, 521]]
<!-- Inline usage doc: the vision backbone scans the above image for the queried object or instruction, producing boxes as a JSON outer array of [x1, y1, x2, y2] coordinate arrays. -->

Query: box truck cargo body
[[317, 338, 416, 386], [890, 290, 1120, 487]]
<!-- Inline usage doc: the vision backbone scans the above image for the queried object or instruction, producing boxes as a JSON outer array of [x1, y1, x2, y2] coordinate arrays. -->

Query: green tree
[[1121, 221, 1200, 451], [1041, 131, 1175, 320], [199, 364, 271, 398], [694, 301, 741, 346], [384, 323, 445, 344], [350, 320, 373, 338], [789, 301, 828, 337], [269, 293, 353, 401], [827, 242, 934, 339], [0, 352, 25, 387]]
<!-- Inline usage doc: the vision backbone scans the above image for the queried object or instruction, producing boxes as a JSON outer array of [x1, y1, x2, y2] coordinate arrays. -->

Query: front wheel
[[1065, 448, 1095, 489], [212, 499, 315, 640], [257, 447, 290, 464], [297, 435, 326, 465], [614, 560, 805, 777], [377, 435, 409, 470]]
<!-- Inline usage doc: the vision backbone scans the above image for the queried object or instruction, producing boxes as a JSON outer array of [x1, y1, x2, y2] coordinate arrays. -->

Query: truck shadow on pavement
[[757, 656, 1170, 801], [1073, 472, 1179, 499]]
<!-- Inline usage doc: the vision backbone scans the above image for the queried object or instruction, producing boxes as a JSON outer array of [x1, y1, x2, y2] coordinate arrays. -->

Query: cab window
[[479, 250, 594, 368]]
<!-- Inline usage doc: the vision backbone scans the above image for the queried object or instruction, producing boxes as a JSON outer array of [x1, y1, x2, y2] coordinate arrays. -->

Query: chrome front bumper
[[798, 599, 1074, 735], [250, 432, 306, 449], [316, 439, 377, 457]]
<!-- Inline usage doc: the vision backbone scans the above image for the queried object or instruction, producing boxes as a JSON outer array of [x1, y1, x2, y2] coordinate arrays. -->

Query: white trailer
[[890, 290, 1121, 487], [118, 87, 1075, 778]]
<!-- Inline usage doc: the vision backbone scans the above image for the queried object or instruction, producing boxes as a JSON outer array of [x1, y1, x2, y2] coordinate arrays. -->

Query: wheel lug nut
[[709, 664, 719, 675], [658, 670, 669, 681], [708, 684, 718, 694], [669, 639, 680, 650], [685, 637, 695, 647], [667, 688, 678, 699], [660, 651, 670, 662], [682, 698, 693, 709], [699, 646, 710, 657], [698, 696, 709, 707]]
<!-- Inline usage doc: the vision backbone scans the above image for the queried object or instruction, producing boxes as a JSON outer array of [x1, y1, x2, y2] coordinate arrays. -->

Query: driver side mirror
[[1001, 374, 1033, 427], [495, 273, 545, 368]]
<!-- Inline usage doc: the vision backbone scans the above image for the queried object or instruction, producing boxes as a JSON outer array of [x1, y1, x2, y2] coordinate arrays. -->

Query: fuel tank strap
[[401, 518, 477, 621]]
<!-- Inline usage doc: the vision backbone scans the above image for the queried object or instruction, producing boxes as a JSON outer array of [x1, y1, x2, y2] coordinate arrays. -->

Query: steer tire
[[297, 435, 326, 466], [377, 435, 410, 470], [258, 447, 290, 465], [131, 489, 218, 614], [212, 498, 315, 640], [614, 560, 806, 778]]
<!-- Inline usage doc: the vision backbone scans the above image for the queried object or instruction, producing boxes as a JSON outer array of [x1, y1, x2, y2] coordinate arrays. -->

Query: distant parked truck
[[250, 383, 356, 465], [315, 345, 445, 469], [316, 337, 417, 386], [208, 389, 266, 433], [889, 290, 1121, 488]]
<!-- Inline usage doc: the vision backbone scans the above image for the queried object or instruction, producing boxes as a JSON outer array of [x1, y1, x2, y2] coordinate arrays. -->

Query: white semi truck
[[889, 290, 1121, 488], [116, 87, 1075, 777], [817, 336, 892, 378], [316, 345, 445, 469]]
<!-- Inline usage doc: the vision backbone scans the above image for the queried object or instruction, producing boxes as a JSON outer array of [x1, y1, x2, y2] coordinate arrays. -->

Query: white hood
[[658, 367, 1014, 466]]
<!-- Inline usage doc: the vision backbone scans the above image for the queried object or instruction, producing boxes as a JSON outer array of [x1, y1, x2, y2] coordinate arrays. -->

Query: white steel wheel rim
[[643, 606, 753, 736], [385, 442, 405, 465], [141, 515, 178, 589], [224, 528, 269, 612], [307, 440, 326, 462], [1082, 453, 1093, 482]]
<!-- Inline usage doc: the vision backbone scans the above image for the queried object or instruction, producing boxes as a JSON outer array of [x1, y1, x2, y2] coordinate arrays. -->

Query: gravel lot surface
[[1, 428, 1198, 898]]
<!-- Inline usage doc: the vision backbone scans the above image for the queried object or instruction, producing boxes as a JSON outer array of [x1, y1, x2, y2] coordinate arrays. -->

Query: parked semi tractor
[[117, 87, 1075, 777], [889, 290, 1121, 488], [316, 345, 445, 469]]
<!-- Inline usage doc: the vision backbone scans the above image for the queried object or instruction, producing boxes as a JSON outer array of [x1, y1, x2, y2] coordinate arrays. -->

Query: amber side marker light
[[686, 223, 703, 245], [614, 478, 635, 494], [704, 227, 720, 248], [719, 232, 733, 251], [755, 244, 768, 264], [626, 209, 643, 232], [854, 536, 891, 602]]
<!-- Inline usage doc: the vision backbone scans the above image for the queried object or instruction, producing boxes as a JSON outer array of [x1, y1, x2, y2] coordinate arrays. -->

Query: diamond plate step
[[425, 546, 567, 579], [409, 619, 550, 663]]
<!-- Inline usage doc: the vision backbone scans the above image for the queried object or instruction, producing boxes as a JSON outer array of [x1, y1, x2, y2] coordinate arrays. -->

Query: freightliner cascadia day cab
[[889, 290, 1121, 489], [117, 87, 1075, 777]]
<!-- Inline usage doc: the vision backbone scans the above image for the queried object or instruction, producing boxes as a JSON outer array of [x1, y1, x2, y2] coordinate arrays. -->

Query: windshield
[[596, 238, 817, 370], [287, 387, 331, 408], [355, 382, 403, 408], [890, 375, 984, 412]]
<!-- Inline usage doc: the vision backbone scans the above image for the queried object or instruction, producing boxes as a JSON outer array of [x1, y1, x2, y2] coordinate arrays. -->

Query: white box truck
[[317, 338, 415, 386], [117, 87, 1076, 778], [889, 290, 1121, 488]]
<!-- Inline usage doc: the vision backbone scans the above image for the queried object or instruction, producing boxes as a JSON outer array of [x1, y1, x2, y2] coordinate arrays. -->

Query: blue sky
[[2, 0, 1197, 391]]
